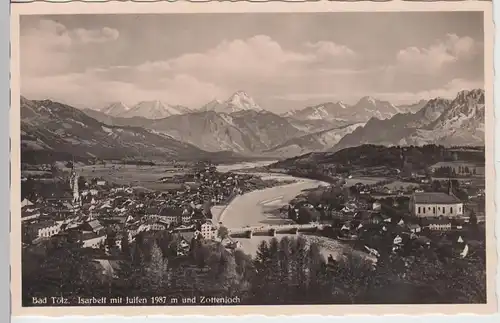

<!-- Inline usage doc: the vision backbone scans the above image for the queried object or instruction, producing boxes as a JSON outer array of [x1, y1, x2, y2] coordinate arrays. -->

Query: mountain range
[[331, 89, 485, 151], [20, 97, 221, 163], [20, 89, 485, 163], [282, 96, 409, 122], [100, 100, 192, 119]]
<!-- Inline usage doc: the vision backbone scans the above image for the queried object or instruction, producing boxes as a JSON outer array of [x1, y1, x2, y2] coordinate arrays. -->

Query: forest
[[22, 230, 486, 306]]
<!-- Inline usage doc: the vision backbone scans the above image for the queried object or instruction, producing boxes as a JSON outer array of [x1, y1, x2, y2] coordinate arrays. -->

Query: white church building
[[409, 181, 463, 218]]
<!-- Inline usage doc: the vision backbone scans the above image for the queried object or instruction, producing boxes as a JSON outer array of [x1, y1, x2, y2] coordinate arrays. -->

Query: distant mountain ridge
[[283, 96, 401, 123], [121, 100, 192, 119], [264, 123, 365, 157], [101, 102, 131, 117], [20, 97, 213, 163], [403, 89, 485, 147], [99, 100, 192, 119], [27, 89, 483, 161], [331, 89, 485, 151]]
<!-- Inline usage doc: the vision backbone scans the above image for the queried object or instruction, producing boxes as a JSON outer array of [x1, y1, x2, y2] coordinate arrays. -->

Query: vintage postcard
[[10, 0, 496, 316]]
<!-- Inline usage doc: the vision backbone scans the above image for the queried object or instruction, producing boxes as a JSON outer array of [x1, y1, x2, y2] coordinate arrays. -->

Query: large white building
[[409, 189, 463, 218], [28, 220, 61, 239], [200, 222, 214, 240]]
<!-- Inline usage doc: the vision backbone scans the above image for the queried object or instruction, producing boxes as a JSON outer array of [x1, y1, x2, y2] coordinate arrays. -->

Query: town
[[20, 145, 487, 305], [21, 161, 292, 271], [281, 146, 486, 270]]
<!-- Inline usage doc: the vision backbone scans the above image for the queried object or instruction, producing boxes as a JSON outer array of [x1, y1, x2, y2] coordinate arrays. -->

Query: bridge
[[227, 223, 325, 238]]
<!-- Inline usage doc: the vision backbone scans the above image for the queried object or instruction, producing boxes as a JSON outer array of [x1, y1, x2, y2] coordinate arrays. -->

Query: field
[[77, 164, 188, 191], [384, 180, 420, 190], [344, 176, 389, 187]]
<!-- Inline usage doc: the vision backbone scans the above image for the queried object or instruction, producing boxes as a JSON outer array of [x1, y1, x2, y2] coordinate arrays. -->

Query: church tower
[[69, 162, 81, 213]]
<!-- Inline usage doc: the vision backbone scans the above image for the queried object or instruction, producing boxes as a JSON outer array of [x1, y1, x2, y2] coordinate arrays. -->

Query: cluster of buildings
[[288, 175, 476, 261], [429, 161, 485, 177], [21, 163, 275, 254]]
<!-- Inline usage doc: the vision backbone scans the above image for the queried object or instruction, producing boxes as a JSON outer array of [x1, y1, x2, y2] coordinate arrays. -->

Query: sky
[[20, 12, 485, 112]]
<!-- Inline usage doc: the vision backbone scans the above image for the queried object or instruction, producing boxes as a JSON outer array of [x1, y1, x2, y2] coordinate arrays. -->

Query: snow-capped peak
[[121, 100, 191, 119], [226, 90, 263, 112], [200, 91, 265, 113], [359, 96, 377, 105], [101, 102, 130, 117]]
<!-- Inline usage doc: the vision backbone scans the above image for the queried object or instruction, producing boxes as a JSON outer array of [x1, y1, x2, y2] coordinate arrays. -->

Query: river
[[214, 161, 366, 261]]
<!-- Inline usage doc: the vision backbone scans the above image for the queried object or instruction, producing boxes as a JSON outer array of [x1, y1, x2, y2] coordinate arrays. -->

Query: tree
[[50, 164, 60, 177], [469, 209, 478, 226], [192, 240, 210, 269], [78, 176, 87, 189], [305, 243, 327, 301], [145, 242, 169, 295], [217, 226, 229, 241], [23, 238, 102, 301], [105, 232, 117, 251], [332, 253, 374, 303], [120, 235, 130, 255]]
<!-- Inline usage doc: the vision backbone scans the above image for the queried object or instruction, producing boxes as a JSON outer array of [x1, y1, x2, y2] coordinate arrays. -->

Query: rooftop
[[413, 192, 462, 205], [431, 161, 484, 168], [422, 218, 452, 225], [81, 231, 106, 241], [28, 220, 57, 231]]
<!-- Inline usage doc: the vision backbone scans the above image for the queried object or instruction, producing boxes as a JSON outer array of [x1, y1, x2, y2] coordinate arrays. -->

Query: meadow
[[76, 164, 187, 191]]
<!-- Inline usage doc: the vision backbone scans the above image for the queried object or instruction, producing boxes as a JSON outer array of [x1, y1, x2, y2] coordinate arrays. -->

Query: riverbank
[[214, 160, 375, 262], [218, 179, 328, 229]]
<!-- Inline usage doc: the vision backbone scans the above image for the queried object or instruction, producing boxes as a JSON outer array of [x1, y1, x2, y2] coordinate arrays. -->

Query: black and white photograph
[[11, 1, 496, 315]]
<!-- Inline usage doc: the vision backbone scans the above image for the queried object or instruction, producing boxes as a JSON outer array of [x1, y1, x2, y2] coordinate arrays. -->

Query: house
[[96, 180, 107, 186], [26, 220, 61, 240], [114, 233, 124, 250], [21, 209, 40, 222], [40, 188, 73, 203], [80, 219, 104, 233], [181, 213, 192, 224], [372, 201, 382, 211], [93, 259, 122, 278], [407, 223, 422, 233], [409, 181, 463, 218], [181, 208, 193, 224], [159, 206, 182, 225], [144, 207, 159, 218], [200, 222, 214, 240], [416, 236, 432, 247], [21, 198, 34, 208], [82, 232, 107, 248], [429, 161, 485, 177], [382, 187, 392, 195], [424, 219, 452, 231], [369, 213, 384, 224]]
